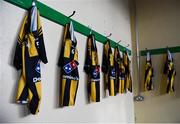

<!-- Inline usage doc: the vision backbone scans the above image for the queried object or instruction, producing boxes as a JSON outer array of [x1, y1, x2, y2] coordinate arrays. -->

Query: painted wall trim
[[140, 46, 180, 56]]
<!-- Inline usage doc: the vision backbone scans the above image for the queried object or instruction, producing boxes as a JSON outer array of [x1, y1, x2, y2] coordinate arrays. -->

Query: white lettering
[[36, 41, 39, 46], [62, 75, 79, 81], [119, 77, 125, 80], [91, 79, 100, 82], [110, 76, 116, 79], [33, 77, 41, 83]]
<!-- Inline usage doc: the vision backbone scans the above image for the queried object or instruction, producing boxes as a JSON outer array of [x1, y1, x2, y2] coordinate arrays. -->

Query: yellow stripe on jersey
[[69, 80, 78, 106], [35, 82, 42, 114], [92, 51, 96, 66], [74, 48, 78, 62], [91, 82, 96, 102], [169, 71, 175, 93], [61, 79, 66, 106], [16, 76, 26, 101], [27, 34, 38, 57], [120, 79, 125, 93], [16, 45, 26, 101], [110, 79, 115, 96], [18, 15, 28, 42], [64, 39, 72, 58]]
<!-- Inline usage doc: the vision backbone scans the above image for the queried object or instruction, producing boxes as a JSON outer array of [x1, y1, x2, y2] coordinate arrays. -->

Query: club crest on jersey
[[35, 62, 41, 73], [63, 60, 77, 74]]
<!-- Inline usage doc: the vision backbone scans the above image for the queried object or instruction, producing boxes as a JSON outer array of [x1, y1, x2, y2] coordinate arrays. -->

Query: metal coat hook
[[32, 0, 36, 6], [116, 40, 122, 48], [125, 44, 130, 48], [145, 48, 150, 55], [124, 44, 130, 54], [166, 46, 169, 50], [68, 11, 76, 18], [105, 33, 112, 45], [106, 33, 112, 38], [117, 40, 121, 45], [117, 40, 122, 44]]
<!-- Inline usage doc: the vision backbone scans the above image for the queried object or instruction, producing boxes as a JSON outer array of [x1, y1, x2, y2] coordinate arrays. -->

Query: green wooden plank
[[140, 46, 180, 56], [4, 0, 131, 55]]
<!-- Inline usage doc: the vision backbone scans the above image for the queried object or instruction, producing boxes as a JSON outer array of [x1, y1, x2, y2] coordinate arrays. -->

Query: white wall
[[0, 0, 134, 123], [133, 0, 180, 123]]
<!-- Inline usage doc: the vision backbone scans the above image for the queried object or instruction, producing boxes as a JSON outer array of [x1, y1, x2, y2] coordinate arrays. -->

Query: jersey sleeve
[[13, 42, 22, 70]]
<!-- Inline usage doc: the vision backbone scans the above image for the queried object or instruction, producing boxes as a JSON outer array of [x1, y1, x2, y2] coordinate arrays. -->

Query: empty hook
[[68, 11, 76, 18], [116, 40, 122, 47], [106, 33, 112, 38], [125, 44, 130, 48], [117, 40, 122, 44]]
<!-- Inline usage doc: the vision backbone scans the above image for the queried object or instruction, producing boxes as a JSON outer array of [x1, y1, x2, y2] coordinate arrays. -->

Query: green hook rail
[[140, 46, 180, 56], [4, 0, 131, 55]]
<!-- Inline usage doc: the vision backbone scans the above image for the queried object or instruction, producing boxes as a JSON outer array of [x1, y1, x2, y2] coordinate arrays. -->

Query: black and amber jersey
[[58, 21, 79, 106], [144, 52, 154, 91], [84, 34, 100, 102], [102, 41, 116, 96], [13, 6, 47, 115], [114, 47, 125, 94], [164, 50, 176, 93], [123, 50, 132, 93]]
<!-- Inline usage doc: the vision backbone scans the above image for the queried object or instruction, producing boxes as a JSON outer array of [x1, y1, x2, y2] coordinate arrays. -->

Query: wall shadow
[[54, 27, 64, 109]]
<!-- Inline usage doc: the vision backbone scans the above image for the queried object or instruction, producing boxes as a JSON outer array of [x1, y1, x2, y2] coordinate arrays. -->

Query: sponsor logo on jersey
[[33, 77, 41, 83], [92, 67, 100, 78], [63, 60, 77, 74], [111, 68, 116, 77]]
